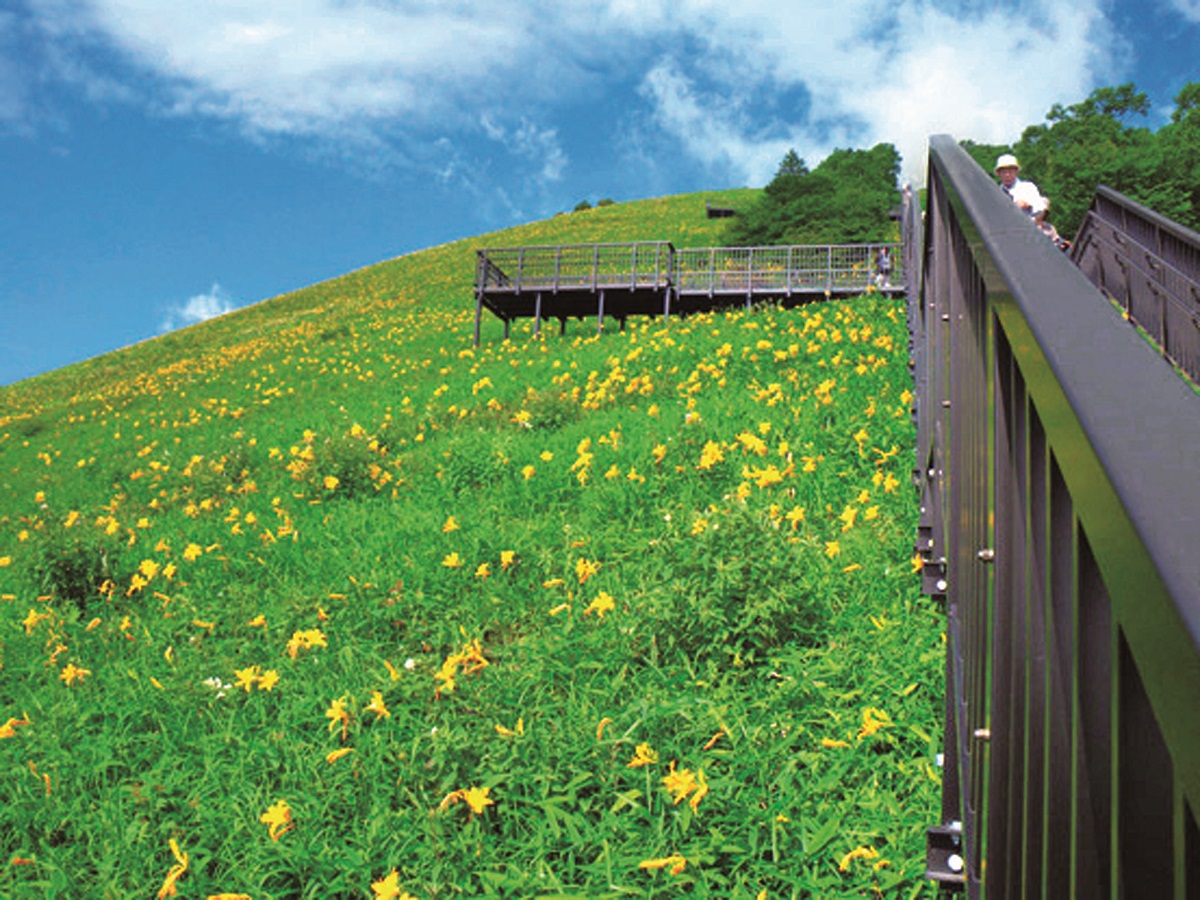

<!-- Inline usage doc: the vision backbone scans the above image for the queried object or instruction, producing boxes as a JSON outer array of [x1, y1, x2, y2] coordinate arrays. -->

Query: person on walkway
[[874, 246, 892, 288], [994, 153, 1046, 219]]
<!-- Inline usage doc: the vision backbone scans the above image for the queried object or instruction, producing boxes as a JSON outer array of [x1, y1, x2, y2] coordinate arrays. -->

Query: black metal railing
[[1071, 186, 1200, 384], [908, 136, 1200, 897]]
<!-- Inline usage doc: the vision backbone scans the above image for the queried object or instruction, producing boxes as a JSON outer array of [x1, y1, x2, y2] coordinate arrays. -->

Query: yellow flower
[[247, 614, 267, 627], [688, 768, 709, 813], [697, 440, 724, 470], [59, 663, 91, 686], [323, 475, 340, 490], [837, 845, 880, 872], [439, 785, 495, 815], [539, 450, 554, 462], [258, 669, 280, 691], [521, 464, 536, 479], [139, 559, 160, 579], [475, 562, 491, 579], [260, 799, 293, 841], [737, 431, 768, 455], [627, 742, 659, 768], [911, 553, 925, 574], [499, 549, 516, 570], [156, 838, 188, 898], [183, 543, 203, 562], [0, 556, 11, 567], [821, 737, 851, 749], [442, 552, 461, 568], [661, 761, 699, 805], [575, 557, 600, 584], [651, 444, 668, 463], [325, 747, 355, 764], [494, 718, 525, 737], [824, 540, 840, 558], [286, 628, 327, 659], [234, 665, 261, 692], [365, 691, 391, 720], [639, 854, 687, 875], [785, 506, 806, 529], [326, 696, 352, 739], [0, 715, 32, 739], [441, 516, 459, 533], [371, 868, 417, 900], [857, 707, 892, 739], [583, 591, 615, 618], [839, 506, 857, 532]]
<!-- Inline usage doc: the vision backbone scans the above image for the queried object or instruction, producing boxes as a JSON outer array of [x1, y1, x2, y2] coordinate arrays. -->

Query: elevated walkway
[[473, 241, 901, 342]]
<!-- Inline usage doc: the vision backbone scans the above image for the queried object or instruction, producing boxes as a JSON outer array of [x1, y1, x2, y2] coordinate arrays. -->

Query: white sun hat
[[994, 153, 1021, 172]]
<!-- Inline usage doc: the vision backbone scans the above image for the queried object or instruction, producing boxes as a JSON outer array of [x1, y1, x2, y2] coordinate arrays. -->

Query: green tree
[[1156, 82, 1200, 230], [775, 149, 809, 178], [725, 144, 900, 246], [1015, 84, 1172, 236], [959, 139, 1010, 176]]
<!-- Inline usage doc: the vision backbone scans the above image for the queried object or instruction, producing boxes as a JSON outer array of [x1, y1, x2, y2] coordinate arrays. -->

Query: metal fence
[[673, 243, 899, 295], [475, 242, 675, 293], [1070, 186, 1200, 383], [910, 136, 1200, 897]]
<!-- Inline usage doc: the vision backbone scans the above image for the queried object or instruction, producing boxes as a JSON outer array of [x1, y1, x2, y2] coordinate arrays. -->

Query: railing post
[[473, 289, 483, 347]]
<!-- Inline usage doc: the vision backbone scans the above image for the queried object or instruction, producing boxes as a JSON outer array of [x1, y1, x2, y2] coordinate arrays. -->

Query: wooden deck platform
[[473, 241, 902, 343]]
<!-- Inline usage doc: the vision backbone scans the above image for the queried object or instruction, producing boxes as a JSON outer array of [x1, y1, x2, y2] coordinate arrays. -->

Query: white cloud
[[160, 283, 237, 333], [1167, 0, 1200, 23], [634, 0, 1118, 183], [477, 114, 567, 184], [20, 0, 1128, 187], [639, 59, 796, 185]]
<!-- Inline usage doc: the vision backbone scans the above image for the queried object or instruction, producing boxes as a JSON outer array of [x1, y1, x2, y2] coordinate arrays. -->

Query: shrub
[[30, 524, 121, 612]]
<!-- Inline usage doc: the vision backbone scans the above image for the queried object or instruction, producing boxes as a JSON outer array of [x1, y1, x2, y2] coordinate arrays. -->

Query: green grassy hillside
[[0, 189, 942, 899]]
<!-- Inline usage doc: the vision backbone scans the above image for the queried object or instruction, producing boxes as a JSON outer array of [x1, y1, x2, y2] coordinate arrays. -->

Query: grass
[[0, 189, 943, 898]]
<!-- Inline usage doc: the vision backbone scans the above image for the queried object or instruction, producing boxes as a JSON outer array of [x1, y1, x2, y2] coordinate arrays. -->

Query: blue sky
[[2, 0, 1199, 387]]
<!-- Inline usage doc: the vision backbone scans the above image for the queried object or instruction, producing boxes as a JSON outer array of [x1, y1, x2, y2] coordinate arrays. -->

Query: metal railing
[[909, 136, 1200, 897], [1071, 186, 1200, 383], [673, 243, 899, 295], [475, 242, 901, 298], [475, 242, 675, 293]]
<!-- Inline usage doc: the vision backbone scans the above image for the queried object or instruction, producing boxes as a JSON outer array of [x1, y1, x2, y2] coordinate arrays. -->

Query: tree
[[725, 144, 900, 246], [1156, 82, 1200, 230], [1015, 84, 1171, 236], [775, 149, 809, 178]]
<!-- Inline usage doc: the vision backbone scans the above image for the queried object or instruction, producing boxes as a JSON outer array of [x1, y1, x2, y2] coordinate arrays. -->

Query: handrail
[[1071, 185, 1200, 383], [910, 135, 1200, 896], [476, 242, 902, 297]]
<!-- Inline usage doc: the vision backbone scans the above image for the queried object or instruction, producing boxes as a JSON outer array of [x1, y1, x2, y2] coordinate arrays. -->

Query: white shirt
[[1002, 177, 1046, 217]]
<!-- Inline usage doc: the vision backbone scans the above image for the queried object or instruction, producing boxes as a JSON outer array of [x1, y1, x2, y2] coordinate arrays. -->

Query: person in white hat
[[994, 153, 1046, 219]]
